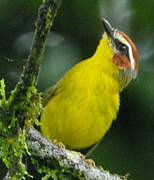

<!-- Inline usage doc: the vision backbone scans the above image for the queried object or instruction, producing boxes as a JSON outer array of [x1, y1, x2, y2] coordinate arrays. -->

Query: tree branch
[[27, 128, 123, 180], [8, 0, 61, 109], [0, 0, 62, 179]]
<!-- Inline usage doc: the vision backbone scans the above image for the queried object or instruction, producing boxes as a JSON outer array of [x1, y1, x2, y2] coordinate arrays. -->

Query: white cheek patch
[[114, 31, 135, 71]]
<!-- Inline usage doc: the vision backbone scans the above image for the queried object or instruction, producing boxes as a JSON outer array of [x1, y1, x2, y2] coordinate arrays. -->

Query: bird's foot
[[82, 155, 96, 166], [53, 139, 65, 149]]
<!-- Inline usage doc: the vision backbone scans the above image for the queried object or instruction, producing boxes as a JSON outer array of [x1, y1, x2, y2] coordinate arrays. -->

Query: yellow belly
[[41, 61, 120, 150], [41, 92, 119, 150]]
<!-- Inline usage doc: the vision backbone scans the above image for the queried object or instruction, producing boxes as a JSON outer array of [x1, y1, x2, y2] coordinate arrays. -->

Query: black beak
[[102, 18, 115, 38]]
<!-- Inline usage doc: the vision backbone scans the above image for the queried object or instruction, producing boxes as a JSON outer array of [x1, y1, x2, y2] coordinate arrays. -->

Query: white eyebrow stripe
[[114, 32, 135, 71], [122, 39, 135, 70]]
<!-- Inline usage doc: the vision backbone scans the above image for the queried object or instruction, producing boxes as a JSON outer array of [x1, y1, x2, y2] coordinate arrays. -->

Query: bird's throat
[[93, 34, 134, 92]]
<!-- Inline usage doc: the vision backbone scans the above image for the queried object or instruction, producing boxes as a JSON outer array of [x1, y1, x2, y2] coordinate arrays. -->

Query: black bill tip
[[102, 18, 115, 38]]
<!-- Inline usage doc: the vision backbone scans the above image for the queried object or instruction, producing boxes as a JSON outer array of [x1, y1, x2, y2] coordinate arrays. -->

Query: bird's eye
[[119, 44, 127, 53], [114, 39, 128, 55]]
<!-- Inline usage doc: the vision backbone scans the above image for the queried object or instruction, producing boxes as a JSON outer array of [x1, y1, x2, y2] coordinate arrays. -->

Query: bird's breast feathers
[[41, 61, 120, 149]]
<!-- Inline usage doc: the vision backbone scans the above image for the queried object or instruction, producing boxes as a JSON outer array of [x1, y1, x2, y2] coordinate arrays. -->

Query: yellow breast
[[41, 36, 121, 150]]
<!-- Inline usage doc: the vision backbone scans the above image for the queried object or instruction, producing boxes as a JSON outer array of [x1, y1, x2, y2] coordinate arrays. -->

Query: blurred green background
[[0, 0, 154, 179]]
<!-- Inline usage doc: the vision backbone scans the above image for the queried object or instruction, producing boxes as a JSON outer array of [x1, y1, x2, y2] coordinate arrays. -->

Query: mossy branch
[[26, 127, 124, 180], [0, 0, 61, 179], [0, 0, 128, 179], [8, 0, 61, 113]]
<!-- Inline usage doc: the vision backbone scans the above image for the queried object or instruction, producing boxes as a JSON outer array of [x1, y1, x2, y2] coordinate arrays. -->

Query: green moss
[[0, 129, 30, 179], [0, 78, 41, 179], [0, 0, 62, 179], [38, 165, 84, 180], [0, 79, 7, 107]]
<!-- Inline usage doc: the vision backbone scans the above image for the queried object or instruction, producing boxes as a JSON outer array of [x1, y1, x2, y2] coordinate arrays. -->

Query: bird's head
[[101, 18, 138, 89]]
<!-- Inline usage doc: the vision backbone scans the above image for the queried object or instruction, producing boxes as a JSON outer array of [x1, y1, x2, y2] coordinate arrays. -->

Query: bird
[[40, 18, 138, 152]]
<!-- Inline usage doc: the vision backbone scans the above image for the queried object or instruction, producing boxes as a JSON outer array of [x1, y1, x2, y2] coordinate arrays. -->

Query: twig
[[8, 0, 61, 107]]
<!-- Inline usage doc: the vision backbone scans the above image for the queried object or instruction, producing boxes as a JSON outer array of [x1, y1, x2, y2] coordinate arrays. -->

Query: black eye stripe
[[114, 39, 129, 59]]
